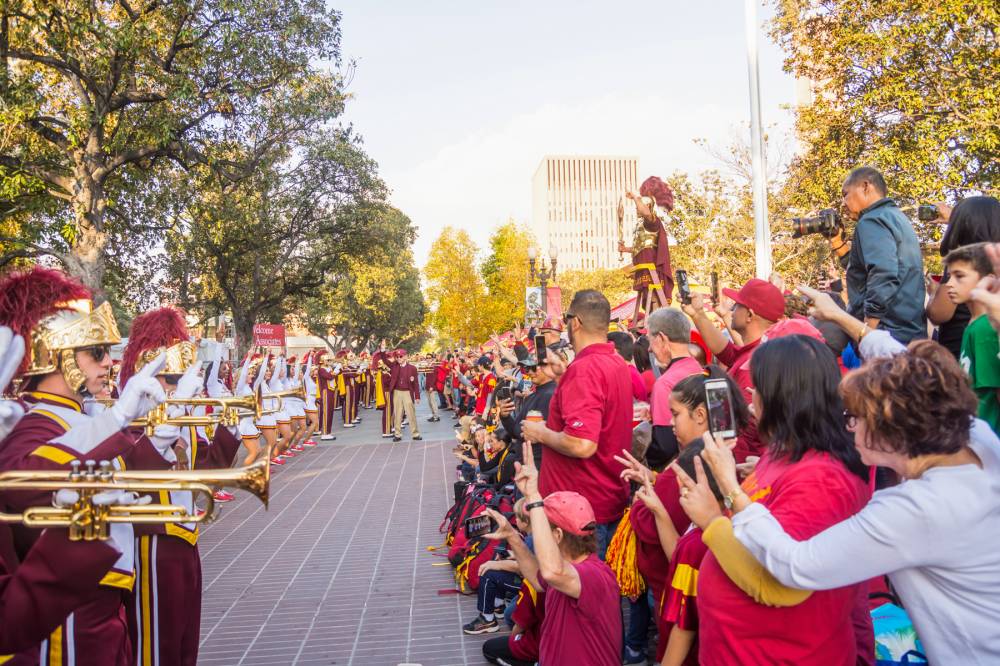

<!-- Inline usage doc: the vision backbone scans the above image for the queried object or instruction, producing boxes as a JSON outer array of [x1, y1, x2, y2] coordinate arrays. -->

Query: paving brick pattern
[[198, 405, 493, 666]]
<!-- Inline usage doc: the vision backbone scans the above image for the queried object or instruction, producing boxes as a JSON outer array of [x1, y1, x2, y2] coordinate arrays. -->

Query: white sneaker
[[320, 434, 335, 441], [343, 423, 356, 428]]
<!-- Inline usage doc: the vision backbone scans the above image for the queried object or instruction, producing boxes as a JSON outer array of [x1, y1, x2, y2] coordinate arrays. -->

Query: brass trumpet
[[0, 454, 270, 541], [90, 391, 264, 434]]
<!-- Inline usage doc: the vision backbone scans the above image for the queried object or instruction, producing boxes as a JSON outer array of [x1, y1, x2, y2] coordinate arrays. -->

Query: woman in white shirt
[[679, 337, 1000, 665]]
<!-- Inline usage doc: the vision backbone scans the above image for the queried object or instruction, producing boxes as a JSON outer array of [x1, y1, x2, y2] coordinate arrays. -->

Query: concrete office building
[[531, 155, 639, 271]]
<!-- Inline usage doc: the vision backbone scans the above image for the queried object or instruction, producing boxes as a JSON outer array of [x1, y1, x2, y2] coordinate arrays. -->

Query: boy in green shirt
[[945, 242, 1000, 433]]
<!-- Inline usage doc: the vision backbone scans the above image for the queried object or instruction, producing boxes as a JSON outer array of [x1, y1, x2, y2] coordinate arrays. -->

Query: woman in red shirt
[[622, 368, 749, 662], [676, 335, 872, 665]]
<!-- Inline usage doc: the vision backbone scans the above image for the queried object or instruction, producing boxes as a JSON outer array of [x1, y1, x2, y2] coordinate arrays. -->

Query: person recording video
[[826, 167, 927, 343]]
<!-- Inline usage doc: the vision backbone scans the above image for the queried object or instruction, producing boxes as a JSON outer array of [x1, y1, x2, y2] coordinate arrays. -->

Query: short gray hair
[[646, 307, 690, 343]]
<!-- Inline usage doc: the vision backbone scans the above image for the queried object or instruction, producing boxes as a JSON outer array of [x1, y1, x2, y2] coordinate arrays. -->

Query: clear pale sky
[[334, 0, 798, 263]]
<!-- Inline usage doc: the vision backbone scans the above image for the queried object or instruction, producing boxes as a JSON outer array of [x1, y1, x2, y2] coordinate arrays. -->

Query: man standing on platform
[[390, 350, 422, 442]]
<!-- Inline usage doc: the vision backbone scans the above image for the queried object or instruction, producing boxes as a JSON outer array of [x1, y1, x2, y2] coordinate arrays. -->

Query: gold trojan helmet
[[120, 307, 197, 387], [0, 267, 121, 394]]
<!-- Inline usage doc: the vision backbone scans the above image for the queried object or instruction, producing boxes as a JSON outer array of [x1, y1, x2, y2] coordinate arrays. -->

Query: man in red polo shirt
[[682, 278, 784, 461], [521, 289, 632, 557]]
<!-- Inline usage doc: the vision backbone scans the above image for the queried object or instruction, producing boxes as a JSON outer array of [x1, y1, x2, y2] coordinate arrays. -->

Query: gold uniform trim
[[29, 444, 77, 465]]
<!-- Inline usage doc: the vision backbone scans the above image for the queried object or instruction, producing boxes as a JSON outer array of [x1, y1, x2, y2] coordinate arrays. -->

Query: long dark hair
[[940, 196, 1000, 255], [751, 335, 867, 480], [633, 335, 652, 373], [671, 366, 751, 434]]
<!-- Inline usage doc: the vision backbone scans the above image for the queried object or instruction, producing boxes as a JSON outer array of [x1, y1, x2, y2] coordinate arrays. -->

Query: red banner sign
[[252, 324, 286, 348]]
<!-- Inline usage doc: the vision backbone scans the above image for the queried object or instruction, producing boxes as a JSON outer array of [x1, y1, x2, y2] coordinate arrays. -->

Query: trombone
[[0, 454, 270, 541]]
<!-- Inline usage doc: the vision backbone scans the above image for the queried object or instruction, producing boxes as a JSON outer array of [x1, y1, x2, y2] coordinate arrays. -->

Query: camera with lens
[[791, 208, 842, 239]]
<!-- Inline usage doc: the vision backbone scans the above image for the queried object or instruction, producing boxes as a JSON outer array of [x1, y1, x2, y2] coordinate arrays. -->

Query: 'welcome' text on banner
[[252, 324, 286, 347]]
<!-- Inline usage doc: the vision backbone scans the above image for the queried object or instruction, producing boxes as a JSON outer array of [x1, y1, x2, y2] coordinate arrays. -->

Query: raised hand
[[614, 448, 654, 485], [633, 474, 666, 518], [482, 507, 517, 541], [513, 441, 540, 498], [699, 431, 740, 496], [112, 353, 168, 424], [673, 456, 723, 530], [0, 327, 26, 439]]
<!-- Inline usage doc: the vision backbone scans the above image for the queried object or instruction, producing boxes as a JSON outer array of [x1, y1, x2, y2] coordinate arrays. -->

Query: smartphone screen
[[676, 269, 692, 304], [705, 379, 737, 439], [711, 272, 720, 304], [464, 514, 497, 540], [534, 335, 547, 363]]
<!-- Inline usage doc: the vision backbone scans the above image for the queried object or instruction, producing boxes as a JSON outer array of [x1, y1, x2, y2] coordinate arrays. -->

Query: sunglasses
[[80, 345, 112, 362], [562, 312, 577, 325]]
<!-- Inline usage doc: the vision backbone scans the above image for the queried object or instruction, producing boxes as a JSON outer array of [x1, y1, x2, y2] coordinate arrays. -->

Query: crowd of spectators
[[434, 168, 1000, 666]]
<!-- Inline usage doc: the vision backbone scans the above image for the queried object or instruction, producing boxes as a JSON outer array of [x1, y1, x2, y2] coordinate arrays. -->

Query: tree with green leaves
[[771, 0, 999, 212], [298, 205, 426, 352], [0, 0, 344, 299], [164, 132, 385, 356]]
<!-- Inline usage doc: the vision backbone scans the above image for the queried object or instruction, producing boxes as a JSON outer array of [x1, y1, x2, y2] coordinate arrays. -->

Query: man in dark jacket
[[830, 167, 927, 343], [498, 356, 556, 470]]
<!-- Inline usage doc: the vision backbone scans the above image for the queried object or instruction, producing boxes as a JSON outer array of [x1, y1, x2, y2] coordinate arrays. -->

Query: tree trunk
[[64, 169, 109, 303], [233, 312, 256, 360]]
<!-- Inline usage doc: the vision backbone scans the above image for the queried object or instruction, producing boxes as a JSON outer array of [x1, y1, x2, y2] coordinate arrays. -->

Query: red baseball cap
[[722, 279, 785, 322], [543, 491, 596, 536]]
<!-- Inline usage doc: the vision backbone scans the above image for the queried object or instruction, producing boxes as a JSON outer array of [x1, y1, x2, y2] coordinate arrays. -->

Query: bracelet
[[830, 242, 845, 252], [858, 322, 871, 340], [525, 500, 545, 512]]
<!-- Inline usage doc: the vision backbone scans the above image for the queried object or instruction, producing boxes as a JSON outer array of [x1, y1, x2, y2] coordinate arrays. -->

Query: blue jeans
[[477, 569, 521, 615], [625, 589, 654, 652], [595, 519, 621, 561]]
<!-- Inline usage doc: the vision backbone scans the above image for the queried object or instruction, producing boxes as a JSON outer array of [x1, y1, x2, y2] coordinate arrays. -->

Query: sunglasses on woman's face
[[80, 345, 112, 362]]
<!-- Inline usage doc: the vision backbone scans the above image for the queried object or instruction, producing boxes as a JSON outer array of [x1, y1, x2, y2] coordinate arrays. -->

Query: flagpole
[[745, 0, 771, 278]]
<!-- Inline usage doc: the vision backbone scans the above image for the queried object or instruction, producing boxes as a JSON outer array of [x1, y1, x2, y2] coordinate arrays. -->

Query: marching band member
[[371, 347, 396, 438], [252, 352, 283, 465], [233, 350, 264, 467], [302, 352, 326, 444], [0, 324, 126, 656], [337, 351, 362, 428], [284, 356, 313, 449], [119, 307, 242, 666], [0, 267, 170, 665], [316, 351, 339, 441], [270, 355, 295, 457]]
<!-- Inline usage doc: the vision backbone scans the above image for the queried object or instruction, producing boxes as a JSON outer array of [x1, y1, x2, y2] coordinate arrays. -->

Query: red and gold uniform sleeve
[[0, 525, 119, 654], [194, 426, 242, 470]]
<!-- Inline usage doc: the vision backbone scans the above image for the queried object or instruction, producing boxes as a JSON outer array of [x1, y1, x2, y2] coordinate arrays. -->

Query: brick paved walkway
[[197, 404, 493, 665]]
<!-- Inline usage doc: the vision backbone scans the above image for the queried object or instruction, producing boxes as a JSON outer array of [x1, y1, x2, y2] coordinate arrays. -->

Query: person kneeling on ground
[[463, 499, 531, 638], [482, 442, 622, 666]]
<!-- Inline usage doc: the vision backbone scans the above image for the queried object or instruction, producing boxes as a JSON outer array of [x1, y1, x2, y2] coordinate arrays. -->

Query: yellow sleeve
[[702, 516, 812, 607]]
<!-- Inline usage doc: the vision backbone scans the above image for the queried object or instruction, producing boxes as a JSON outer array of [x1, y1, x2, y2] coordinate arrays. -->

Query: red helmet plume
[[120, 307, 189, 386], [0, 267, 91, 380], [639, 176, 675, 211]]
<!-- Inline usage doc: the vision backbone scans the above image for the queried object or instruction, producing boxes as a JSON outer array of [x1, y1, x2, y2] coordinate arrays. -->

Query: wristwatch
[[723, 487, 745, 511]]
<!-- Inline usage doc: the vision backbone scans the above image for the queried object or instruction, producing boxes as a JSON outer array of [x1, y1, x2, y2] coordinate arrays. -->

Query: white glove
[[150, 423, 181, 461], [174, 363, 203, 400], [166, 362, 203, 418], [111, 354, 167, 425], [0, 327, 26, 440]]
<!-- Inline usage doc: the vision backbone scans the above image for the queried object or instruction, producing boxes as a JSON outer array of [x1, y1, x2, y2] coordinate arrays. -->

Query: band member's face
[[75, 345, 113, 396]]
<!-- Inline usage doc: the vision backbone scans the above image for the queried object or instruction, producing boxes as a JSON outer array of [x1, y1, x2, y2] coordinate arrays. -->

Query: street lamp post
[[527, 245, 558, 319]]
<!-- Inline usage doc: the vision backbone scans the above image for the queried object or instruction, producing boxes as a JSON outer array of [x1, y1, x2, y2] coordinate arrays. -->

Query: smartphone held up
[[704, 378, 737, 439], [464, 514, 499, 539]]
